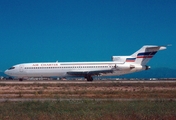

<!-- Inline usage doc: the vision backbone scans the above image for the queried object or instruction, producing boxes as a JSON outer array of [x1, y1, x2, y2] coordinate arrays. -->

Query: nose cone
[[4, 70, 10, 76]]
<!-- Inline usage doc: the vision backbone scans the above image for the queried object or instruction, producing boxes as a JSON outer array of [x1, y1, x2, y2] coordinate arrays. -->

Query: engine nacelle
[[115, 64, 150, 72], [145, 65, 151, 70], [115, 64, 131, 70], [136, 65, 151, 71], [112, 56, 128, 63]]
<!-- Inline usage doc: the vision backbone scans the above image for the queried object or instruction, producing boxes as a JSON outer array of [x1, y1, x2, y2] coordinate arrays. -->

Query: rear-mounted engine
[[145, 66, 151, 70]]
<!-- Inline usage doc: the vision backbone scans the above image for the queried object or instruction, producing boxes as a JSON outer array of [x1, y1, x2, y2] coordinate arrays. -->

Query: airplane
[[5, 45, 167, 81]]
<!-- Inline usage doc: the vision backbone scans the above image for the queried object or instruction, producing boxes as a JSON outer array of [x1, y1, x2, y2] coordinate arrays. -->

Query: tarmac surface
[[1, 80, 176, 84]]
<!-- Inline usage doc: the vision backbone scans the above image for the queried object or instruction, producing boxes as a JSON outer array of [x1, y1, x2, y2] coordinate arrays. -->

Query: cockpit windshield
[[8, 67, 15, 70]]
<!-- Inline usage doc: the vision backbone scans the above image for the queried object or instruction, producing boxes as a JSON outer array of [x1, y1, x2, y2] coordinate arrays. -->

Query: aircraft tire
[[90, 77, 93, 81], [19, 78, 23, 81], [87, 76, 93, 81]]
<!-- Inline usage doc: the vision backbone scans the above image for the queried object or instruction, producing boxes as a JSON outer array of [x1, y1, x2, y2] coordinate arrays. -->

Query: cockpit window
[[8, 67, 15, 70]]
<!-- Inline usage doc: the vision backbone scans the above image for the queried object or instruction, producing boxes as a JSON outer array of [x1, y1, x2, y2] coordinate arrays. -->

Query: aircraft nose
[[4, 70, 10, 75]]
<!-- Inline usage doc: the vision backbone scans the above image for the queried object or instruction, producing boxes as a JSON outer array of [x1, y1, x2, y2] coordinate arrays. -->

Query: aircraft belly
[[25, 70, 65, 77]]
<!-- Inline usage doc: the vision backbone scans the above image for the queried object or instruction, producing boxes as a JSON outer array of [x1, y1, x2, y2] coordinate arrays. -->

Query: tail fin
[[130, 45, 167, 65]]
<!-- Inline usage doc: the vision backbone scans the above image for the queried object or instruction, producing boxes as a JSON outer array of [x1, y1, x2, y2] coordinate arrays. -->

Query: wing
[[67, 69, 113, 76]]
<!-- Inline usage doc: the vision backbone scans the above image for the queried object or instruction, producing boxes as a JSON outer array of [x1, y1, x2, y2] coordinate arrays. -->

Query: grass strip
[[0, 100, 176, 120]]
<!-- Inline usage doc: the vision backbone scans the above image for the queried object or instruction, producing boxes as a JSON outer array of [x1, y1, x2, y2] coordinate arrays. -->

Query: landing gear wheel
[[87, 75, 93, 81]]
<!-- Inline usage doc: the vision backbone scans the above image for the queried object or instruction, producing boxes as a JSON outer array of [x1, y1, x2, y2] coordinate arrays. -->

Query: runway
[[0, 80, 176, 84]]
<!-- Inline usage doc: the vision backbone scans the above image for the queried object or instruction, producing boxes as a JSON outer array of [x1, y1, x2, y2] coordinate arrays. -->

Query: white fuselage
[[5, 45, 166, 81], [5, 61, 146, 79]]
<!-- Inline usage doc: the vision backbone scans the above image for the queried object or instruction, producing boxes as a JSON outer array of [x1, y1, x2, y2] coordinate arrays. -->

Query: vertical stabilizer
[[130, 45, 166, 65]]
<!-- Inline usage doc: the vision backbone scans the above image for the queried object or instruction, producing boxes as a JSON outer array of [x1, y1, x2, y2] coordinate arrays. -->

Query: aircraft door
[[19, 65, 24, 72]]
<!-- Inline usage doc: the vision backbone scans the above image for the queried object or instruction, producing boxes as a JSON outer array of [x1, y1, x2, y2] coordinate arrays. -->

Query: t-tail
[[130, 45, 166, 65], [112, 45, 167, 66]]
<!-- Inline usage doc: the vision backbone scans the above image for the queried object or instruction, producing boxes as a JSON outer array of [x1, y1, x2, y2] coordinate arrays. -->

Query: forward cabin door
[[19, 65, 24, 72]]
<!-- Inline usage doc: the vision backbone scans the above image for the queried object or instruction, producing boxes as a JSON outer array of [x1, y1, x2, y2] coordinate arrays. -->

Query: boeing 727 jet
[[5, 45, 167, 81]]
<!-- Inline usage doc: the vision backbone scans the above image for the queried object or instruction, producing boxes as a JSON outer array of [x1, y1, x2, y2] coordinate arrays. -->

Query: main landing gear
[[85, 75, 93, 81], [19, 78, 23, 81]]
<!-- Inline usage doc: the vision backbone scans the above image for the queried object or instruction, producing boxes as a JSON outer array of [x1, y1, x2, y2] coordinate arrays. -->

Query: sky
[[0, 0, 176, 71]]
